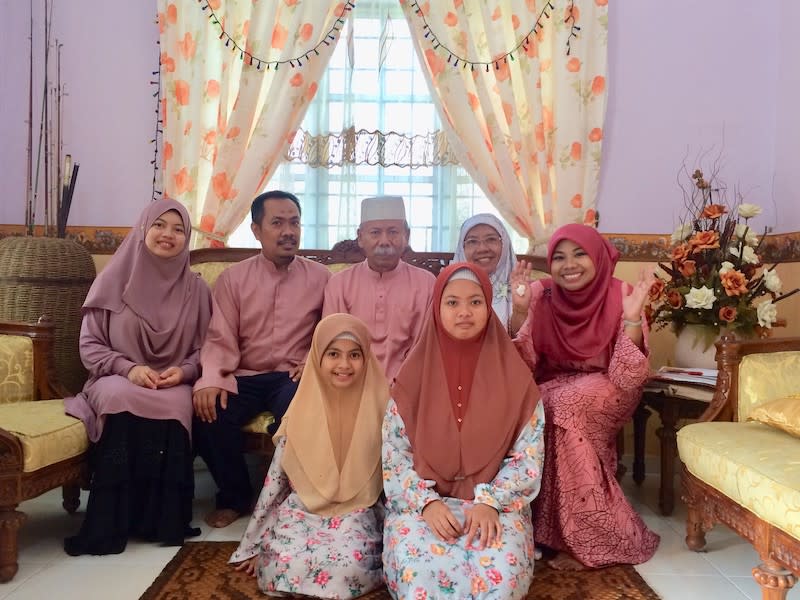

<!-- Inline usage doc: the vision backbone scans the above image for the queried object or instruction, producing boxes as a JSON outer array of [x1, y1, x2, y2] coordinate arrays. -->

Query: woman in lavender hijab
[[454, 213, 517, 326], [64, 199, 212, 555]]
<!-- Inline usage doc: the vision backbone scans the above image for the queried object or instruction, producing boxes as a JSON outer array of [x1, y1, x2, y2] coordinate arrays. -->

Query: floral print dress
[[229, 438, 384, 598], [382, 399, 545, 600]]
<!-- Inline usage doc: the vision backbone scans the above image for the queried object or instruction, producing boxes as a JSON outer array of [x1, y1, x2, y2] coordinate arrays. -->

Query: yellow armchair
[[677, 335, 800, 600], [0, 318, 89, 582]]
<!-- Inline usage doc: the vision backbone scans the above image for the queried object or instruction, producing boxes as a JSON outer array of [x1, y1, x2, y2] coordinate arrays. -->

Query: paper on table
[[650, 366, 719, 388]]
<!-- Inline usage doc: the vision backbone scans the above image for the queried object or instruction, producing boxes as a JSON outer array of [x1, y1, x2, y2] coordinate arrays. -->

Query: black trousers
[[193, 372, 297, 513]]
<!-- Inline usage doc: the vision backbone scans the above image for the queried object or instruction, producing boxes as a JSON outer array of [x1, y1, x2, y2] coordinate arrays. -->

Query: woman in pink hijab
[[64, 199, 212, 555], [510, 223, 659, 570]]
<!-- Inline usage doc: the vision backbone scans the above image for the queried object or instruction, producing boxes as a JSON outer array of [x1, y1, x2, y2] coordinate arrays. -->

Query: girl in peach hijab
[[382, 262, 545, 599], [230, 314, 388, 598]]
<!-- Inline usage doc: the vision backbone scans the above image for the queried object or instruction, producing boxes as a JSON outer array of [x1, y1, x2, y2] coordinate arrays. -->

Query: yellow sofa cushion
[[0, 334, 35, 404], [242, 411, 275, 434], [748, 394, 800, 438], [677, 421, 800, 538], [738, 350, 800, 421], [0, 399, 89, 472]]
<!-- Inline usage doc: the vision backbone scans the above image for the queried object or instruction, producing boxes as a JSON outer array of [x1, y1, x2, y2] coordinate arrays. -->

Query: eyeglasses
[[463, 236, 502, 250]]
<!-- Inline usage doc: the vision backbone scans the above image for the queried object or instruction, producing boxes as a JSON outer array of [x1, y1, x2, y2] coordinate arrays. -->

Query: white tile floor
[[1, 458, 796, 599]]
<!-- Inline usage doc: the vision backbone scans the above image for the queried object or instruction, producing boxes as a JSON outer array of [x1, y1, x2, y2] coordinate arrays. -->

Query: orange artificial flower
[[720, 269, 748, 297], [174, 80, 190, 106], [467, 93, 480, 111], [688, 230, 720, 253], [208, 0, 220, 8], [290, 72, 304, 87], [666, 290, 683, 309], [595, 0, 608, 6], [588, 127, 603, 142], [648, 278, 665, 300], [566, 57, 581, 72], [671, 243, 691, 263], [571, 193, 583, 209], [719, 306, 737, 323], [166, 4, 178, 24], [495, 60, 510, 82], [203, 130, 217, 146], [591, 75, 605, 95], [700, 204, 728, 219], [512, 14, 521, 29], [678, 259, 696, 277], [444, 12, 458, 26], [491, 6, 502, 20], [583, 208, 596, 226], [226, 126, 241, 140], [570, 142, 582, 161], [200, 214, 216, 234], [565, 5, 580, 22]]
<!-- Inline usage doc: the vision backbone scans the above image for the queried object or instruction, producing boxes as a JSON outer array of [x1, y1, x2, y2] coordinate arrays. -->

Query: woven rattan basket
[[0, 236, 96, 394]]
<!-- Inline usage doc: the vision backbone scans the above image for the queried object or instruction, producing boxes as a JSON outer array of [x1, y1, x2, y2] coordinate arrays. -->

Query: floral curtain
[[157, 0, 350, 247], [402, 0, 608, 251]]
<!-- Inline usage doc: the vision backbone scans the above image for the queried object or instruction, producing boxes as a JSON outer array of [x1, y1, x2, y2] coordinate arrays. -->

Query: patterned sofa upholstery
[[0, 318, 89, 583], [189, 244, 548, 460], [677, 335, 800, 600]]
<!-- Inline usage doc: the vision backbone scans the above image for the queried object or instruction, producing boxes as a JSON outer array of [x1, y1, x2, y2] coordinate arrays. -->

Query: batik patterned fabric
[[382, 399, 545, 599], [230, 438, 384, 599]]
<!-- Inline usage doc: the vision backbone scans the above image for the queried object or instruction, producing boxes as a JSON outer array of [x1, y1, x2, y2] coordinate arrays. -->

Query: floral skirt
[[256, 492, 384, 599], [383, 499, 534, 600]]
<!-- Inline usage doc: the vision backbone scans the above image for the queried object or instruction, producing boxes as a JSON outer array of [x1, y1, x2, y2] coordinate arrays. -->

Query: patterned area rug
[[140, 542, 660, 599]]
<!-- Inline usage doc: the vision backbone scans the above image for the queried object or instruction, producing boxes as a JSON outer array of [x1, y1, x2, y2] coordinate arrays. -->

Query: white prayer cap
[[360, 196, 406, 224]]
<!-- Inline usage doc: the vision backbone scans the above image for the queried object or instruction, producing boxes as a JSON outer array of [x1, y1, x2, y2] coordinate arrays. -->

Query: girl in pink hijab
[[64, 199, 211, 555], [510, 223, 659, 570]]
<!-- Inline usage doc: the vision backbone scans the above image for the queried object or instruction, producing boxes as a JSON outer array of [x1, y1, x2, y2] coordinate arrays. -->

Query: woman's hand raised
[[510, 261, 533, 315], [622, 266, 656, 322]]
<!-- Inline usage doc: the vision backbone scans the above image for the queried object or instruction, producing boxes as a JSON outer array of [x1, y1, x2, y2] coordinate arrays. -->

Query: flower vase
[[673, 325, 727, 369]]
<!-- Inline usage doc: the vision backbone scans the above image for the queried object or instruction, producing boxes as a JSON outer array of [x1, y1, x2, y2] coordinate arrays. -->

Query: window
[[228, 1, 527, 254]]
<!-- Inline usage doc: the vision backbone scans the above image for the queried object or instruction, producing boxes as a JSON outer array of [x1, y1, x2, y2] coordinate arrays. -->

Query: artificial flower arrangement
[[647, 168, 798, 349]]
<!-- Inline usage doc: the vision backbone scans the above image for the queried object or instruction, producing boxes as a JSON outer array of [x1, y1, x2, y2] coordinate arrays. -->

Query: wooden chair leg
[[685, 504, 707, 551], [62, 484, 80, 514], [751, 559, 797, 600], [0, 507, 26, 583]]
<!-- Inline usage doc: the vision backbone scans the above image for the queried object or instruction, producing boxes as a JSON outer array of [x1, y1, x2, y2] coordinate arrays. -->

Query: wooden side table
[[633, 381, 714, 515]]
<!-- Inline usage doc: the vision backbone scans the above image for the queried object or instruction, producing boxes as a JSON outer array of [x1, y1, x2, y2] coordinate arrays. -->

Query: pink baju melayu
[[322, 260, 434, 381]]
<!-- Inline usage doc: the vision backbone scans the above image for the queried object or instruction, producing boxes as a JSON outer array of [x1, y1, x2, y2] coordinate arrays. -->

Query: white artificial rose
[[737, 203, 762, 219], [757, 300, 777, 328], [729, 245, 759, 265], [671, 222, 693, 244], [734, 223, 759, 246], [764, 269, 782, 293], [718, 261, 735, 275], [685, 286, 717, 310]]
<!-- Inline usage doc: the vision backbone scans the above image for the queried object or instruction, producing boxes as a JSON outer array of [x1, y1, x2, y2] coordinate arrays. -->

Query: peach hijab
[[393, 262, 540, 500], [274, 314, 390, 517]]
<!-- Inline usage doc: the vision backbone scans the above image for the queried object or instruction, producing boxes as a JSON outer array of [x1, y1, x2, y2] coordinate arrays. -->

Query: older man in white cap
[[323, 196, 435, 380]]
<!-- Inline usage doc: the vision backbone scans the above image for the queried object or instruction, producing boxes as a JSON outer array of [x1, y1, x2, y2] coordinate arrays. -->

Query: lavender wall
[[772, 1, 800, 231], [0, 0, 157, 228], [1, 1, 796, 233]]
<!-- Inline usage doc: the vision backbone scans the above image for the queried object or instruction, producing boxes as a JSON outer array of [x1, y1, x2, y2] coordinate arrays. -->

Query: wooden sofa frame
[[681, 335, 800, 600], [0, 318, 88, 583]]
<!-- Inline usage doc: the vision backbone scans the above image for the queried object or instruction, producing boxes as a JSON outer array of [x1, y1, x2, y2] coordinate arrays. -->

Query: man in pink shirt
[[193, 190, 330, 528], [323, 196, 435, 381]]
